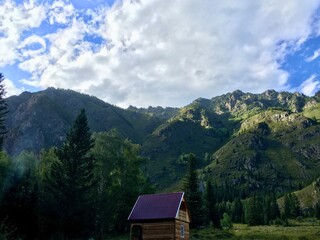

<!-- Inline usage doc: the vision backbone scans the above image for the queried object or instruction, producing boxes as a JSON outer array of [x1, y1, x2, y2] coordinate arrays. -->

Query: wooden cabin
[[128, 192, 190, 240]]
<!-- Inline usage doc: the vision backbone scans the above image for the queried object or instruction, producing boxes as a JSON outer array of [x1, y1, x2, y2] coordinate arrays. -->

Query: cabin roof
[[128, 192, 185, 221]]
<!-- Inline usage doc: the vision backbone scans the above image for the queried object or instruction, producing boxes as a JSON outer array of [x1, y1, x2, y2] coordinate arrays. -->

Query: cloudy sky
[[1, 0, 320, 107]]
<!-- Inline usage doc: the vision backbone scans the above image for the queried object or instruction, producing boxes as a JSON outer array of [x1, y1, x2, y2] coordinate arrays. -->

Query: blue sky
[[1, 0, 320, 107]]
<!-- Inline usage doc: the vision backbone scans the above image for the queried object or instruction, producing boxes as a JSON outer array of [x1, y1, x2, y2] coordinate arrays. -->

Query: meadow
[[109, 219, 320, 240]]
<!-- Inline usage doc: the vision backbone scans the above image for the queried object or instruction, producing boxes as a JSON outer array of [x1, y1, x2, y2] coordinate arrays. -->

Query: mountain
[[4, 88, 163, 156], [141, 90, 320, 191], [4, 88, 320, 194]]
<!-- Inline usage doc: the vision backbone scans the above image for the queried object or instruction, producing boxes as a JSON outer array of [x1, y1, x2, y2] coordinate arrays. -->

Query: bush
[[220, 213, 233, 230]]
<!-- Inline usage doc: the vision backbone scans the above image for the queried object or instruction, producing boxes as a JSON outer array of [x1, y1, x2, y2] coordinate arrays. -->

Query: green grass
[[107, 220, 320, 240], [303, 103, 320, 122], [191, 221, 320, 240]]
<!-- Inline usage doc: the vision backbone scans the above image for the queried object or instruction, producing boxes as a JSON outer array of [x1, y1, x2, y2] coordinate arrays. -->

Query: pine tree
[[231, 198, 243, 223], [283, 193, 291, 219], [283, 193, 302, 219], [43, 109, 96, 239], [205, 178, 219, 227], [315, 201, 320, 220], [0, 73, 8, 149], [183, 153, 204, 228], [269, 194, 280, 221], [245, 196, 262, 226]]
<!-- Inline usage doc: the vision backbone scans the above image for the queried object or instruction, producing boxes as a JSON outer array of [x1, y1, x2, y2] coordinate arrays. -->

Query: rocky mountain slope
[[141, 90, 320, 191], [5, 88, 163, 156], [4, 88, 320, 194]]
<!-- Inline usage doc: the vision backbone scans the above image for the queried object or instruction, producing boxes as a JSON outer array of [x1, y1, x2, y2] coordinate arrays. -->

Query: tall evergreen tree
[[315, 201, 320, 220], [43, 109, 96, 239], [0, 73, 7, 149], [283, 193, 301, 219], [205, 178, 219, 227], [231, 197, 243, 223], [183, 153, 205, 228], [245, 196, 263, 226], [92, 131, 154, 235], [269, 194, 280, 221]]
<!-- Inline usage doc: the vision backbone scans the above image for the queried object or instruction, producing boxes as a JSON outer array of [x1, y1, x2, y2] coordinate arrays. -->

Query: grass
[[107, 220, 320, 240], [191, 221, 320, 240]]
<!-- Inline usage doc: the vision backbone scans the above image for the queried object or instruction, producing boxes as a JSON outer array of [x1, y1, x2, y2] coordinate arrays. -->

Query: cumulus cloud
[[299, 75, 320, 96], [47, 0, 75, 25], [3, 78, 24, 97], [0, 0, 46, 66], [3, 0, 320, 107]]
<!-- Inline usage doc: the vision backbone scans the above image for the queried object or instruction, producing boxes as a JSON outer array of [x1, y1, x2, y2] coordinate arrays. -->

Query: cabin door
[[131, 225, 142, 240]]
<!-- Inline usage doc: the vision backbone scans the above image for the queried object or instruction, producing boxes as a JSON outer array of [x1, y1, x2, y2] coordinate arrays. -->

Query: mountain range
[[4, 88, 320, 194]]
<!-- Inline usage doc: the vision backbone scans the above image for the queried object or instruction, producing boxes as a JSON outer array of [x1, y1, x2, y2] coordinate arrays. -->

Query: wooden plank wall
[[175, 219, 190, 240], [131, 220, 175, 240]]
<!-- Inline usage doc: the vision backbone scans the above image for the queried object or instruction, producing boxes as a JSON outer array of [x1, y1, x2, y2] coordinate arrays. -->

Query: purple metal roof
[[128, 192, 184, 221]]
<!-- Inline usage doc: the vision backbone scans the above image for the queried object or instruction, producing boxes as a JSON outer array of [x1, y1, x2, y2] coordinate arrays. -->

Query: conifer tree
[[231, 197, 243, 223], [245, 196, 262, 226], [183, 153, 204, 228], [43, 109, 96, 239], [269, 194, 280, 221], [0, 73, 7, 149], [204, 178, 220, 227], [315, 201, 320, 220]]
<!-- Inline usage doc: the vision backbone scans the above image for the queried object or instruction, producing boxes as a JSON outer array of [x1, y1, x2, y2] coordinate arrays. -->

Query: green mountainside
[[141, 90, 320, 192], [4, 88, 320, 195], [278, 178, 320, 211]]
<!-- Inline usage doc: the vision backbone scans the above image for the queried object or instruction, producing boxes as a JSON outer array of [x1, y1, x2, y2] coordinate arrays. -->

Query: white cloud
[[299, 75, 320, 96], [47, 0, 75, 25], [3, 78, 24, 97], [5, 0, 320, 107], [20, 35, 46, 58], [0, 0, 46, 66], [306, 48, 320, 62]]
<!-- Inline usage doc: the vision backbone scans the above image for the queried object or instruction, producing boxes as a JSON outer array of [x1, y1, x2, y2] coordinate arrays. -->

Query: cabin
[[128, 192, 190, 240]]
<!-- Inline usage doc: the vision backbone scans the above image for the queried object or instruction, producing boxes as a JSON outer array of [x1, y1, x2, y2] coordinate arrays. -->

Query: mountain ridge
[[4, 88, 320, 194]]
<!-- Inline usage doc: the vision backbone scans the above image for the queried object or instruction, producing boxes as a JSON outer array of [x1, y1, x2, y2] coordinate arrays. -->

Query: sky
[[1, 0, 320, 108]]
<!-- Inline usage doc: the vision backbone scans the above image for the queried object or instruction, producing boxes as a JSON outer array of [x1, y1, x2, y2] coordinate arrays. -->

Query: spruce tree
[[0, 73, 8, 149], [231, 197, 243, 223], [205, 178, 219, 227], [315, 201, 320, 220], [183, 153, 204, 228], [245, 196, 262, 226], [43, 109, 96, 239]]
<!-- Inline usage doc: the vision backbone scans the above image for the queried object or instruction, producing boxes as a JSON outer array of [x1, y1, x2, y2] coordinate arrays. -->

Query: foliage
[[0, 73, 7, 150], [220, 213, 233, 230], [231, 198, 243, 223], [283, 193, 302, 219], [0, 152, 39, 240], [204, 178, 220, 227], [245, 196, 263, 226], [183, 153, 205, 228], [41, 109, 96, 239], [92, 130, 154, 235]]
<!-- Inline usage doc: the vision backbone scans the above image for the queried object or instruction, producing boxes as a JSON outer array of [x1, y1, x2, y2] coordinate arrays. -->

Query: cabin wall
[[175, 219, 189, 240], [178, 208, 188, 221], [131, 220, 175, 240]]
